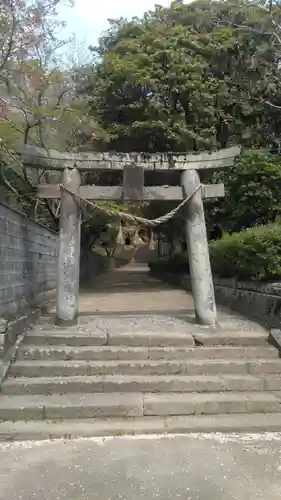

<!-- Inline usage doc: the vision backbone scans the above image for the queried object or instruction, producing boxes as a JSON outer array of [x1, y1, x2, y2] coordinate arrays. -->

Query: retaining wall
[[213, 277, 281, 329], [0, 203, 58, 354], [151, 270, 281, 329]]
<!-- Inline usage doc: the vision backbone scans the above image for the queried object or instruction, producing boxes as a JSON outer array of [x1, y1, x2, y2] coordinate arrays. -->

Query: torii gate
[[17, 144, 241, 327]]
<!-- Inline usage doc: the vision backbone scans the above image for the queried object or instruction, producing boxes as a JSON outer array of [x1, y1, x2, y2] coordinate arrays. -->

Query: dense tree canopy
[[86, 0, 281, 153]]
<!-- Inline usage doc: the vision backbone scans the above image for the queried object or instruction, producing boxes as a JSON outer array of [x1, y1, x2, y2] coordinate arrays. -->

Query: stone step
[[1, 374, 270, 395], [24, 331, 108, 347], [17, 345, 279, 361], [9, 358, 281, 378], [0, 393, 143, 420], [143, 391, 281, 416], [2, 413, 281, 441], [0, 392, 280, 421], [193, 331, 268, 347], [24, 331, 194, 347]]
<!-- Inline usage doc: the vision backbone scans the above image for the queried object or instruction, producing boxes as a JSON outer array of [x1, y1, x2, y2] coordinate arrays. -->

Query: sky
[[57, 0, 193, 55]]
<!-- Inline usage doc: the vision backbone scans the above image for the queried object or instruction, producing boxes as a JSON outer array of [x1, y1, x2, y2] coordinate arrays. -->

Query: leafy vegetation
[[149, 223, 281, 281], [210, 223, 281, 280], [86, 0, 281, 153], [206, 149, 281, 234]]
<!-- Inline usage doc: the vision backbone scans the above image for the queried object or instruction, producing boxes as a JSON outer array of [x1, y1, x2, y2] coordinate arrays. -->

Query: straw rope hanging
[[116, 222, 125, 245], [148, 228, 156, 250], [133, 227, 146, 247]]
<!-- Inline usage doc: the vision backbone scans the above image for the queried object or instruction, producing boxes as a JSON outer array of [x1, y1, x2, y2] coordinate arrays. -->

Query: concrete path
[[1, 433, 281, 499], [79, 262, 195, 315], [49, 263, 267, 334]]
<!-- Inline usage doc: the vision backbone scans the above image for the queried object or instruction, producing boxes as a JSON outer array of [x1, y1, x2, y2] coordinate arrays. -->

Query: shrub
[[210, 223, 281, 281], [149, 224, 281, 282]]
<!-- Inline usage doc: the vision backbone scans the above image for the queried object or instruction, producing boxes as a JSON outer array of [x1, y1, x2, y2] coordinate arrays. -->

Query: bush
[[149, 223, 281, 282], [210, 223, 281, 281]]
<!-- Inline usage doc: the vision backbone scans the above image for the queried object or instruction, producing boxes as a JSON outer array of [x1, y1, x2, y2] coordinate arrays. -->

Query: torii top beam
[[15, 144, 241, 171]]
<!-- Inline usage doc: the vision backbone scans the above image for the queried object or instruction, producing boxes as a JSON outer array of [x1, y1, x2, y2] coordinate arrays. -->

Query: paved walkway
[[79, 262, 195, 315], [52, 263, 266, 335], [1, 433, 281, 499]]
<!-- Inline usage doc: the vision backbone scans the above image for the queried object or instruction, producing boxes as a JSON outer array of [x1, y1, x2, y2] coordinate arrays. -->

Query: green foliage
[[149, 223, 281, 281], [206, 150, 281, 233], [0, 0, 95, 226], [210, 224, 281, 280], [86, 0, 281, 152]]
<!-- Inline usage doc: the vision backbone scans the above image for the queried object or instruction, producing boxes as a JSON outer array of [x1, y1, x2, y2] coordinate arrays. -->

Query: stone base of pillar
[[55, 316, 78, 327]]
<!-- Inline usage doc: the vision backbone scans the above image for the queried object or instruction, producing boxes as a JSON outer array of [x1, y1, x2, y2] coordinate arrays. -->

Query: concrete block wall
[[213, 277, 281, 329], [0, 202, 58, 321]]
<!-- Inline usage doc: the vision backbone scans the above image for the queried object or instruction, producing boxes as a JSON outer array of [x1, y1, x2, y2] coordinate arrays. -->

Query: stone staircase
[[1, 316, 281, 441]]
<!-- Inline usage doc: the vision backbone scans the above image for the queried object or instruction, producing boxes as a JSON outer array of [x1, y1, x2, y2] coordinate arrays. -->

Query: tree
[[206, 150, 281, 234], [0, 0, 77, 149], [0, 0, 92, 225], [84, 0, 281, 153]]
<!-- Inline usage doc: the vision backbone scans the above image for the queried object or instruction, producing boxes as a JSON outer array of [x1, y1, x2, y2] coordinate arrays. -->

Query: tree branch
[[0, 0, 16, 73], [264, 100, 281, 109], [0, 163, 20, 197]]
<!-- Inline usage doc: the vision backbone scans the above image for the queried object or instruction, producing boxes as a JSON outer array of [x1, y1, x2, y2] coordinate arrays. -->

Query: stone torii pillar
[[181, 169, 216, 326], [56, 167, 81, 326]]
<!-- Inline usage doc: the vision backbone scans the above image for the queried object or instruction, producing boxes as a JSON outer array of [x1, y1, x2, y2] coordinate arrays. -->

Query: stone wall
[[0, 202, 58, 322], [213, 277, 281, 329], [151, 270, 281, 329]]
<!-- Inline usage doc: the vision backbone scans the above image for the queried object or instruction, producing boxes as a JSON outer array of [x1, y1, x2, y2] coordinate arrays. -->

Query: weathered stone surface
[[0, 319, 6, 354], [143, 392, 281, 416], [247, 359, 281, 374], [101, 374, 264, 393], [9, 358, 281, 378], [193, 331, 268, 346], [152, 270, 281, 330], [2, 413, 281, 442], [0, 393, 143, 420], [0, 318, 7, 333], [1, 374, 265, 395], [1, 391, 281, 422], [7, 359, 244, 377], [24, 331, 108, 346], [2, 264, 281, 442], [37, 183, 226, 201], [108, 332, 195, 347], [214, 284, 281, 329], [0, 203, 58, 320], [263, 375, 281, 390], [181, 169, 216, 326], [269, 329, 281, 353], [1, 376, 105, 395], [16, 345, 280, 361], [17, 143, 241, 171], [56, 168, 81, 326]]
